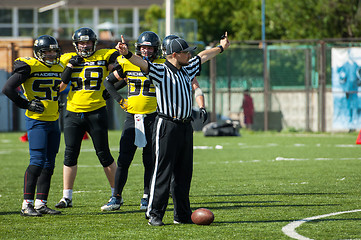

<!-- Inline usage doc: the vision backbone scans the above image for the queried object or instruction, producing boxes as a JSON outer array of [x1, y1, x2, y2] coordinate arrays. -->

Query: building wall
[[221, 91, 335, 132]]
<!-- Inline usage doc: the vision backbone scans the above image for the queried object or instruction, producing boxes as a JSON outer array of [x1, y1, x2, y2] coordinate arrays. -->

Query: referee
[[116, 32, 230, 226]]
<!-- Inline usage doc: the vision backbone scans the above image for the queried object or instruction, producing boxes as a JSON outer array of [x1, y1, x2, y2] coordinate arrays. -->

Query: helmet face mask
[[140, 46, 155, 60], [162, 34, 180, 56], [135, 31, 161, 61], [72, 28, 98, 58], [33, 35, 61, 66]]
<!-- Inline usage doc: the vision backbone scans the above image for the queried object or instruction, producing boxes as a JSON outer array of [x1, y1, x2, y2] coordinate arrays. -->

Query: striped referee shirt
[[148, 56, 201, 120]]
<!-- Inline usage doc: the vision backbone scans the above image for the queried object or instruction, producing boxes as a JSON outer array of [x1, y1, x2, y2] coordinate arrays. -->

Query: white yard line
[[282, 209, 361, 240]]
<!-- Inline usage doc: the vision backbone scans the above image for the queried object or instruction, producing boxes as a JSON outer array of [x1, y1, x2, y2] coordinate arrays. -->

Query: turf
[[0, 130, 360, 239]]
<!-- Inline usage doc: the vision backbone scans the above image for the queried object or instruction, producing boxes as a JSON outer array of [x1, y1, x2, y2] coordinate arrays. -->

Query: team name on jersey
[[31, 72, 61, 78], [77, 60, 107, 66], [126, 71, 145, 77]]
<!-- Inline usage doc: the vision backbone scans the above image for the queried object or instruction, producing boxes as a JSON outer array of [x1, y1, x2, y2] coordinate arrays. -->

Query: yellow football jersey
[[17, 57, 64, 121], [61, 49, 118, 112], [117, 56, 165, 114]]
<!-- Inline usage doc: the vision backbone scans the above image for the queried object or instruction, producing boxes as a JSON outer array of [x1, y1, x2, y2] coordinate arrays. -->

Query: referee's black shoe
[[148, 216, 164, 226]]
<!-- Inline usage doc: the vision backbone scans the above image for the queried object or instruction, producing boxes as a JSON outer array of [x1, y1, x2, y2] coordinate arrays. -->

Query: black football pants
[[63, 107, 114, 167], [147, 116, 193, 223], [114, 112, 156, 197]]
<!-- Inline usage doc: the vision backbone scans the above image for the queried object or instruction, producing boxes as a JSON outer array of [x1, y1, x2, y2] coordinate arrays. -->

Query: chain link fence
[[1, 38, 360, 132]]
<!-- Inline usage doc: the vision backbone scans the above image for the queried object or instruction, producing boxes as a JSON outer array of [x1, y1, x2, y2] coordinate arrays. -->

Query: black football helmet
[[72, 27, 98, 58], [162, 34, 180, 56], [33, 35, 61, 66], [135, 31, 161, 61]]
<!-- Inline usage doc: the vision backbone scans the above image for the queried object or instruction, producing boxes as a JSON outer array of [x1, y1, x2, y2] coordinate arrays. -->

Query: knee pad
[[64, 157, 77, 167], [97, 151, 114, 167], [116, 153, 134, 169], [64, 147, 80, 166], [41, 168, 54, 176], [27, 165, 43, 177]]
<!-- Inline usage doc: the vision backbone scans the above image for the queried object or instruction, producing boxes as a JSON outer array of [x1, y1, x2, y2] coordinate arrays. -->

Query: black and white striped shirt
[[148, 56, 201, 120]]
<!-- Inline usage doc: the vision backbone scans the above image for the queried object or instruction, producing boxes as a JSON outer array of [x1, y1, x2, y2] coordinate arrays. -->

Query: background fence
[[0, 38, 360, 132]]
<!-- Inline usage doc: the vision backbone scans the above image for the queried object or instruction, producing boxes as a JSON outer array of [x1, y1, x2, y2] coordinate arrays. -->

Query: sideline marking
[[282, 209, 361, 240]]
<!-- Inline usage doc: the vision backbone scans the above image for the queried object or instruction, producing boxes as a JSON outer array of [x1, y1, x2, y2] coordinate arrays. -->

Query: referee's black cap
[[166, 38, 197, 55]]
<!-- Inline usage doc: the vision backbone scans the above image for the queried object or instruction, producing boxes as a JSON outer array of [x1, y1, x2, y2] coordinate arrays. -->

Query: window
[[119, 27, 133, 38], [118, 9, 132, 23], [19, 28, 33, 37], [139, 9, 147, 22], [0, 28, 12, 36], [19, 9, 34, 24], [0, 9, 12, 36], [78, 9, 93, 25], [59, 9, 74, 24], [38, 28, 54, 36], [39, 11, 53, 24], [0, 7, 144, 38], [99, 9, 114, 24], [0, 9, 12, 23]]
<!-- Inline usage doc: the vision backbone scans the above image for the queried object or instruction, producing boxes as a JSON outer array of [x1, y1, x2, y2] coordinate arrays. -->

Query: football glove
[[102, 89, 111, 100], [69, 55, 84, 66], [119, 98, 128, 110], [200, 107, 208, 123], [28, 99, 45, 113]]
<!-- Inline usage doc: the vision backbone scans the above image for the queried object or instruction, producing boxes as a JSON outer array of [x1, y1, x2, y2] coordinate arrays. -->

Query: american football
[[191, 208, 214, 225]]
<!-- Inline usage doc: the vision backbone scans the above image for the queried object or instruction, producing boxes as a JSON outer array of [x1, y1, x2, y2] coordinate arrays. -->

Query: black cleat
[[148, 216, 164, 226], [21, 204, 42, 217], [55, 198, 72, 208], [36, 205, 61, 215]]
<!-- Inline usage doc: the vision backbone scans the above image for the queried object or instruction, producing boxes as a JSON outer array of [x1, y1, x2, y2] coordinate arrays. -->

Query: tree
[[145, 0, 361, 42]]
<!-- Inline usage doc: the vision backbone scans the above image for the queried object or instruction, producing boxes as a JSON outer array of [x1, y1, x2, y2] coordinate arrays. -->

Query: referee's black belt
[[158, 114, 193, 124]]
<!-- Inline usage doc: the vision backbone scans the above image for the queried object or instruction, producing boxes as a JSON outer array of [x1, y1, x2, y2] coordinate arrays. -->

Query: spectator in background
[[241, 89, 254, 130]]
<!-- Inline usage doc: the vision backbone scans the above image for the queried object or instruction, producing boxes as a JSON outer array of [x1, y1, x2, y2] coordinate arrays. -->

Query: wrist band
[[124, 51, 133, 59], [217, 45, 224, 53]]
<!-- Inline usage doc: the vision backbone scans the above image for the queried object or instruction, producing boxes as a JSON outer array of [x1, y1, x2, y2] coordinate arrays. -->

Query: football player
[[101, 31, 163, 211], [55, 27, 119, 208], [2, 35, 63, 216]]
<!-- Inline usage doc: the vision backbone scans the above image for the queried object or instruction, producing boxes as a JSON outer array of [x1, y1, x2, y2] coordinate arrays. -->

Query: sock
[[23, 165, 42, 200], [111, 187, 115, 197], [143, 194, 148, 199], [35, 199, 47, 209], [22, 199, 34, 209], [63, 189, 73, 200], [36, 168, 53, 201]]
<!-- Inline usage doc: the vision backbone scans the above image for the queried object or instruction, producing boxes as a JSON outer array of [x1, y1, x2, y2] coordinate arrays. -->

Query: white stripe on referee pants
[[146, 117, 163, 218]]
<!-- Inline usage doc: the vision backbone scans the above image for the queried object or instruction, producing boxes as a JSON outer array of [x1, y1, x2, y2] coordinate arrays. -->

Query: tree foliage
[[145, 0, 361, 42]]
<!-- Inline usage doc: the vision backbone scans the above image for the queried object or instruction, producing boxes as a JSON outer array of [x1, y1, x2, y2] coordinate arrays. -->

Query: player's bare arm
[[116, 35, 149, 74], [198, 32, 230, 64]]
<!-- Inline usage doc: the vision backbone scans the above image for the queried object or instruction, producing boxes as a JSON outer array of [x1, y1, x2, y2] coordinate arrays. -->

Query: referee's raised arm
[[116, 35, 150, 74], [198, 32, 230, 64]]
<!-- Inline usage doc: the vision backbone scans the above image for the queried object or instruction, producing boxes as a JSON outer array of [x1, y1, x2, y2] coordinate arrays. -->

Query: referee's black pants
[[147, 116, 193, 223], [114, 112, 156, 197]]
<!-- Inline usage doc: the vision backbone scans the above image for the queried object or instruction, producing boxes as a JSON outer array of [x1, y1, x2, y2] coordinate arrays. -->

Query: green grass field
[[1, 130, 361, 239]]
